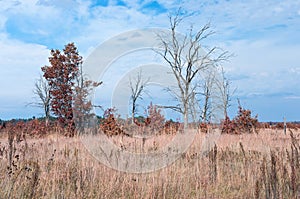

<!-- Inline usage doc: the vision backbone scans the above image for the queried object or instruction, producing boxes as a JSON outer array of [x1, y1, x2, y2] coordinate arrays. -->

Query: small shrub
[[163, 120, 180, 134], [221, 103, 258, 134], [199, 122, 209, 133], [234, 105, 258, 133], [221, 116, 237, 134], [99, 108, 124, 136]]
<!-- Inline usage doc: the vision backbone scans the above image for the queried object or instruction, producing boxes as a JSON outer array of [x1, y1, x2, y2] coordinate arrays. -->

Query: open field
[[0, 128, 299, 198]]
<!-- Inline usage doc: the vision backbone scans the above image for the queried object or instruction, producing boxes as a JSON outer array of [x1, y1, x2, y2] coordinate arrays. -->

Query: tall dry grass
[[0, 128, 299, 198]]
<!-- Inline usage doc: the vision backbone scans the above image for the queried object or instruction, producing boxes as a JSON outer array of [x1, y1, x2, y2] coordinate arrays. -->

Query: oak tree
[[42, 43, 82, 129]]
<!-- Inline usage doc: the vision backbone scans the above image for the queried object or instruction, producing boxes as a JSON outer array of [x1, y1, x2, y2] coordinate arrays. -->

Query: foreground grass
[[0, 129, 299, 198]]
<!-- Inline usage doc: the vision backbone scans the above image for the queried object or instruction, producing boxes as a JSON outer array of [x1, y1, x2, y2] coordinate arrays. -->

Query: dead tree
[[31, 75, 51, 125], [157, 11, 229, 128], [73, 63, 102, 132], [215, 67, 235, 119], [129, 70, 149, 124], [200, 70, 216, 122]]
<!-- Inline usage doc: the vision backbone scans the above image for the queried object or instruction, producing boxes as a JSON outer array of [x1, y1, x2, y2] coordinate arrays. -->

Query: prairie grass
[[0, 128, 299, 198]]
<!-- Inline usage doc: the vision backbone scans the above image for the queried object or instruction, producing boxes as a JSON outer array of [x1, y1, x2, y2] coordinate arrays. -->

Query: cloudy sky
[[0, 0, 299, 122]]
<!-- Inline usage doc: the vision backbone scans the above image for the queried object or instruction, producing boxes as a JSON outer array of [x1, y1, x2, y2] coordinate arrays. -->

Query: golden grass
[[0, 128, 299, 198]]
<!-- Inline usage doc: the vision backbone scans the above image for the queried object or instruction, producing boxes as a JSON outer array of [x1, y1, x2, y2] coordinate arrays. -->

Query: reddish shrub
[[163, 120, 180, 134], [99, 108, 124, 136], [234, 105, 258, 133], [221, 116, 238, 134], [221, 104, 259, 134], [199, 123, 209, 133]]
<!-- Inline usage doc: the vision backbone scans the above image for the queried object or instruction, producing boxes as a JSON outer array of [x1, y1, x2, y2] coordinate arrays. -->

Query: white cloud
[[0, 37, 49, 99], [289, 67, 300, 75], [221, 37, 300, 98], [284, 96, 300, 100]]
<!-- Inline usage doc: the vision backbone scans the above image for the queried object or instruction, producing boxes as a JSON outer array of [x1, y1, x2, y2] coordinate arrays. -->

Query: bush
[[221, 116, 238, 134], [99, 108, 124, 136], [221, 104, 258, 134]]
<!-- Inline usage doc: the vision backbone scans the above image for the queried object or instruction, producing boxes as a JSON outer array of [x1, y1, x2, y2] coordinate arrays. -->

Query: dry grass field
[[0, 128, 299, 198]]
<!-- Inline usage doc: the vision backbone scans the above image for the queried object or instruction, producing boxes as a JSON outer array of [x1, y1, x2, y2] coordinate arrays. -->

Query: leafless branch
[[156, 105, 182, 113], [156, 10, 230, 127], [129, 69, 150, 123], [29, 75, 51, 123]]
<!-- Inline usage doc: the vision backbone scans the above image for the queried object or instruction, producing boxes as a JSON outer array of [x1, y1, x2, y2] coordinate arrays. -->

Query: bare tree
[[129, 70, 149, 124], [32, 75, 51, 125], [73, 63, 102, 132], [188, 69, 219, 123], [157, 12, 229, 128], [200, 70, 216, 122], [215, 67, 235, 119]]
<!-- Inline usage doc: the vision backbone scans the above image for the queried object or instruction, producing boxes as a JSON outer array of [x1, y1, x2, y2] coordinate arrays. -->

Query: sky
[[0, 0, 299, 122]]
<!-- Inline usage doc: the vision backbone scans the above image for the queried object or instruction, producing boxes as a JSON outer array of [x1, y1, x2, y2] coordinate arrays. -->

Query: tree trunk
[[183, 112, 188, 129], [132, 111, 134, 124], [183, 87, 189, 129], [45, 105, 50, 127], [183, 101, 189, 129], [132, 103, 135, 124]]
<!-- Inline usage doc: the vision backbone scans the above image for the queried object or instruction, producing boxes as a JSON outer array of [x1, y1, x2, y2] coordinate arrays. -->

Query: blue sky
[[0, 0, 300, 122]]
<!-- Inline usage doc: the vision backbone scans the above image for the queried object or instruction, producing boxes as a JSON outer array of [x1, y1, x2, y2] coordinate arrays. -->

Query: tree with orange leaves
[[42, 43, 82, 129]]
